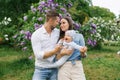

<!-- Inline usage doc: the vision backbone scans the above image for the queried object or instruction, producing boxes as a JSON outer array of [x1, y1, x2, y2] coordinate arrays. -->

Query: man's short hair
[[46, 10, 59, 22]]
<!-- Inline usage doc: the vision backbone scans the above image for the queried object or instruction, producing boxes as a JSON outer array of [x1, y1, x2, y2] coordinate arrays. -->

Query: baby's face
[[64, 35, 73, 42]]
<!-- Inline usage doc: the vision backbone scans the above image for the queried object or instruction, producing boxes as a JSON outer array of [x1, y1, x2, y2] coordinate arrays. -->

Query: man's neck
[[44, 23, 52, 34]]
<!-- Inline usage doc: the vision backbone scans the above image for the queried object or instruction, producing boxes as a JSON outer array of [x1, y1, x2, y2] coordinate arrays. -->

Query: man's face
[[50, 16, 60, 30]]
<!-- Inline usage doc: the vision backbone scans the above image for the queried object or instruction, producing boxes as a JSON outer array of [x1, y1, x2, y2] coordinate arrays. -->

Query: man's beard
[[51, 26, 55, 30]]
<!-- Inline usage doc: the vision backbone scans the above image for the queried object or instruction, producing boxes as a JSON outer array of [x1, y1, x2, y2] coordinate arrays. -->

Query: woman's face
[[60, 18, 69, 32]]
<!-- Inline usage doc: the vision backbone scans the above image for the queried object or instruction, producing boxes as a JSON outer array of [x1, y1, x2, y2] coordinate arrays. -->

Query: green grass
[[0, 45, 34, 80], [0, 45, 120, 80], [82, 46, 120, 80]]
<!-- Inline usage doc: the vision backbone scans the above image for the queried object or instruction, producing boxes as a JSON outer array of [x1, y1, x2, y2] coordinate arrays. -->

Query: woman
[[57, 16, 87, 80]]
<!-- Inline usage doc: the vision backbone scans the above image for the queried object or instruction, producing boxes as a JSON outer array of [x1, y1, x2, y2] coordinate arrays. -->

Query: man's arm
[[56, 48, 74, 59], [31, 33, 61, 59], [43, 49, 74, 68], [43, 45, 62, 59]]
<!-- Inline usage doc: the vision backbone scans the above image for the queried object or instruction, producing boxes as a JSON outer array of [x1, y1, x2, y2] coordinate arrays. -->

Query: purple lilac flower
[[38, 17, 43, 21], [87, 38, 92, 45], [50, 3, 58, 9], [13, 34, 17, 38], [73, 23, 81, 30], [39, 1, 46, 6], [38, 5, 43, 12], [24, 31, 32, 40], [44, 10, 49, 13], [47, 0, 54, 2], [47, 0, 54, 4], [23, 16, 27, 21], [51, 6, 56, 10], [34, 23, 40, 30], [90, 29, 96, 34], [22, 47, 27, 51], [91, 23, 97, 29], [93, 40, 97, 46], [31, 6, 37, 13], [28, 55, 33, 60], [34, 23, 43, 30], [66, 3, 72, 8], [39, 24, 43, 28], [54, 3, 58, 7], [47, 0, 54, 8], [20, 41, 25, 46], [60, 8, 67, 13], [20, 30, 25, 34], [87, 38, 97, 46], [59, 14, 62, 20]]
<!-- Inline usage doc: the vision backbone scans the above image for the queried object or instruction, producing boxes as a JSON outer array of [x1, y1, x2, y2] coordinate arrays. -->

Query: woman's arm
[[45, 55, 71, 68], [78, 34, 87, 57], [44, 48, 73, 68]]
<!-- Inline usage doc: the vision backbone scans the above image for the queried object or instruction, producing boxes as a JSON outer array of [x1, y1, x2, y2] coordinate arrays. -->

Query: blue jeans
[[32, 67, 58, 80]]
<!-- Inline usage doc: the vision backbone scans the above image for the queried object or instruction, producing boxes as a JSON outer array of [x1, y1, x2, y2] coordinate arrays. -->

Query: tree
[[0, 0, 39, 23], [89, 6, 116, 19]]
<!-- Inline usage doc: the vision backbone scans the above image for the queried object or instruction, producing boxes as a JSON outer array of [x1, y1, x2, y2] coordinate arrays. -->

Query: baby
[[44, 30, 87, 68], [58, 30, 87, 54]]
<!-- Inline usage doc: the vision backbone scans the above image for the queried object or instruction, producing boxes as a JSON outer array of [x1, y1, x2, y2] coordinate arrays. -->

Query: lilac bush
[[0, 17, 12, 43], [81, 17, 120, 47], [12, 0, 120, 50], [12, 0, 72, 51]]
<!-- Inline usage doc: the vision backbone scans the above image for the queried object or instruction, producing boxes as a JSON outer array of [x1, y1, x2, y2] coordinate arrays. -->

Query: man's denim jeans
[[32, 67, 58, 80]]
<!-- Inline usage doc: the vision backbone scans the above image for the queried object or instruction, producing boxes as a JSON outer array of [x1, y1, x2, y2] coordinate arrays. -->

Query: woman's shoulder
[[74, 30, 83, 36]]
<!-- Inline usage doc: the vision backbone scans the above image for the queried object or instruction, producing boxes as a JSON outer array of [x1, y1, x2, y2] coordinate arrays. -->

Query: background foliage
[[0, 0, 119, 50]]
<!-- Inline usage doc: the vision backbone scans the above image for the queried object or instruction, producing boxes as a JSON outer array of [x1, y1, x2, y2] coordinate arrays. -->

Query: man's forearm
[[56, 53, 64, 60], [56, 49, 73, 60], [43, 45, 62, 59], [43, 49, 57, 59]]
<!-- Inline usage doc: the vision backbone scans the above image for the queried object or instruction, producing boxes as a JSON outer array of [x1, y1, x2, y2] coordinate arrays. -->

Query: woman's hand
[[80, 46, 87, 57], [80, 46, 87, 53]]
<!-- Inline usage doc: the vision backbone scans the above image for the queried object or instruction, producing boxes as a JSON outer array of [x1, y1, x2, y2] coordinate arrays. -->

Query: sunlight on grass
[[0, 55, 18, 62]]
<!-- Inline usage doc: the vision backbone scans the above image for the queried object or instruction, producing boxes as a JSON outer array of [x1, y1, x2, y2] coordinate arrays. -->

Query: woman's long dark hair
[[59, 16, 74, 39]]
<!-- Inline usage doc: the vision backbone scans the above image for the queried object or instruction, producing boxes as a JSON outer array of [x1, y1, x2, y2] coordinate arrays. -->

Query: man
[[31, 10, 61, 80]]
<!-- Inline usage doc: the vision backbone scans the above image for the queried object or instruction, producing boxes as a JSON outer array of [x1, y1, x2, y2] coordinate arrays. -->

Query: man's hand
[[43, 44, 62, 59], [60, 48, 74, 56], [54, 44, 62, 53]]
